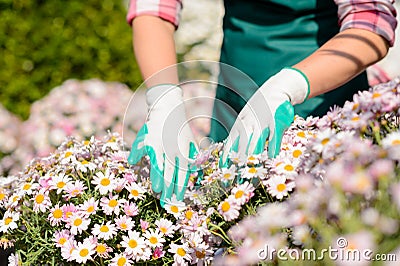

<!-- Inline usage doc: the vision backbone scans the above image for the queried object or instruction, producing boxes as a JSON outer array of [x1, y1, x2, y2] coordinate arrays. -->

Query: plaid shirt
[[126, 0, 397, 46]]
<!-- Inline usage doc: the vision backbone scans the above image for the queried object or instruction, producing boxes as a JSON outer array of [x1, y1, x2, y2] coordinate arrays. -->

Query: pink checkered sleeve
[[335, 0, 397, 46], [126, 0, 182, 27]]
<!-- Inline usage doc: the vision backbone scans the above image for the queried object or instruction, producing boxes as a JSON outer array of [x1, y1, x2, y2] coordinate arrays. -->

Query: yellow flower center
[[87, 206, 95, 213], [235, 190, 244, 199], [108, 199, 118, 207], [223, 173, 231, 179], [130, 189, 139, 197], [4, 217, 13, 225], [120, 223, 127, 230], [64, 151, 73, 158], [12, 195, 19, 202], [284, 164, 294, 171], [81, 160, 89, 165], [221, 201, 230, 212], [297, 131, 306, 138], [177, 247, 186, 257], [100, 225, 109, 233], [23, 183, 31, 190], [117, 257, 126, 266], [66, 211, 73, 218], [79, 248, 89, 257], [0, 193, 5, 201], [185, 210, 193, 220], [248, 155, 256, 161], [128, 239, 138, 248], [35, 194, 45, 204], [372, 92, 381, 99], [57, 181, 65, 189], [321, 138, 330, 145], [351, 116, 360, 121], [170, 205, 179, 213], [73, 218, 82, 226], [100, 178, 110, 186], [149, 236, 158, 244], [392, 139, 400, 145], [71, 189, 80, 196], [96, 244, 107, 254], [84, 140, 90, 146], [248, 167, 257, 174], [53, 209, 63, 219], [59, 238, 67, 245], [292, 150, 302, 158], [160, 227, 168, 234], [277, 183, 286, 192]]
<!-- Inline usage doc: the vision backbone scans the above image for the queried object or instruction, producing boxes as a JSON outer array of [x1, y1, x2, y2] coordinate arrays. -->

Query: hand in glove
[[128, 84, 198, 205], [222, 67, 310, 165]]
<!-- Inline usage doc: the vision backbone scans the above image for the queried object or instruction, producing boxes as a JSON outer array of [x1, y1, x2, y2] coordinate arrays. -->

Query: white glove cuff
[[146, 84, 183, 107], [275, 67, 310, 105]]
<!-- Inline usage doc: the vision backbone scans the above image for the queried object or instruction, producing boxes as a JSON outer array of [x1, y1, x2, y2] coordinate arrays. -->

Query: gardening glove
[[128, 84, 198, 206], [221, 67, 310, 165]]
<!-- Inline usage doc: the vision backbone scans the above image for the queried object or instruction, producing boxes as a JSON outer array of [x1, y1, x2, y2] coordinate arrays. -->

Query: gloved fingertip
[[150, 164, 163, 193], [253, 128, 270, 155]]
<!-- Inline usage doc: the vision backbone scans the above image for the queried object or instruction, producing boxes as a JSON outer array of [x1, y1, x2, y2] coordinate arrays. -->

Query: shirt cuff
[[126, 0, 182, 28], [339, 10, 397, 47]]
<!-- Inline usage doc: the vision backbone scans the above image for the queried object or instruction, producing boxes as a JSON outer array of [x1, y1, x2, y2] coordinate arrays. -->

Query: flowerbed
[[1, 78, 400, 265]]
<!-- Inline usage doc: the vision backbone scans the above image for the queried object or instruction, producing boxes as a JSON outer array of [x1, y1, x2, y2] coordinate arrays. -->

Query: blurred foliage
[[0, 0, 142, 120]]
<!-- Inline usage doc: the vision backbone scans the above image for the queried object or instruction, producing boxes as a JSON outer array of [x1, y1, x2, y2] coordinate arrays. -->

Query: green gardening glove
[[128, 84, 198, 206], [221, 67, 310, 165]]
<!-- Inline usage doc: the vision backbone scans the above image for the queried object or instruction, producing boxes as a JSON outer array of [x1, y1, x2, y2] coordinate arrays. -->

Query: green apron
[[209, 0, 369, 142]]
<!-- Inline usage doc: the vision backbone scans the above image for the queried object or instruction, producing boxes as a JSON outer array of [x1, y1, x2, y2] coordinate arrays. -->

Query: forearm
[[293, 28, 390, 98], [132, 15, 178, 87]]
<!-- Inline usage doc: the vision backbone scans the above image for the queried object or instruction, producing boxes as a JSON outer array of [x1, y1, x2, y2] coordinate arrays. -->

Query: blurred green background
[[0, 0, 142, 120]]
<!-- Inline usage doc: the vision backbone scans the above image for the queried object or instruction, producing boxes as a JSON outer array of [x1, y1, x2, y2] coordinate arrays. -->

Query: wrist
[[261, 68, 310, 105]]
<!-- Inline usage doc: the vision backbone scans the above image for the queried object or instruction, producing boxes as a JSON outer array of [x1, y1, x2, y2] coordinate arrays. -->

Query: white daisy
[[100, 195, 123, 216], [115, 215, 135, 231], [7, 193, 21, 208], [274, 158, 299, 179], [219, 165, 237, 183], [143, 228, 166, 248], [218, 197, 240, 222], [20, 181, 39, 195], [95, 242, 112, 258], [48, 203, 64, 226], [71, 238, 96, 263], [246, 154, 260, 165], [168, 242, 193, 265], [61, 148, 77, 163], [164, 196, 186, 219], [0, 210, 20, 233], [54, 229, 71, 248], [67, 213, 91, 235], [240, 165, 268, 179], [121, 230, 146, 256], [49, 173, 72, 194], [155, 218, 176, 237], [78, 197, 98, 217], [92, 221, 117, 240], [32, 189, 51, 212], [109, 253, 133, 266], [64, 180, 86, 199], [229, 181, 255, 205], [312, 128, 335, 153], [266, 175, 296, 200], [75, 159, 97, 173], [92, 169, 117, 195], [124, 182, 146, 200]]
